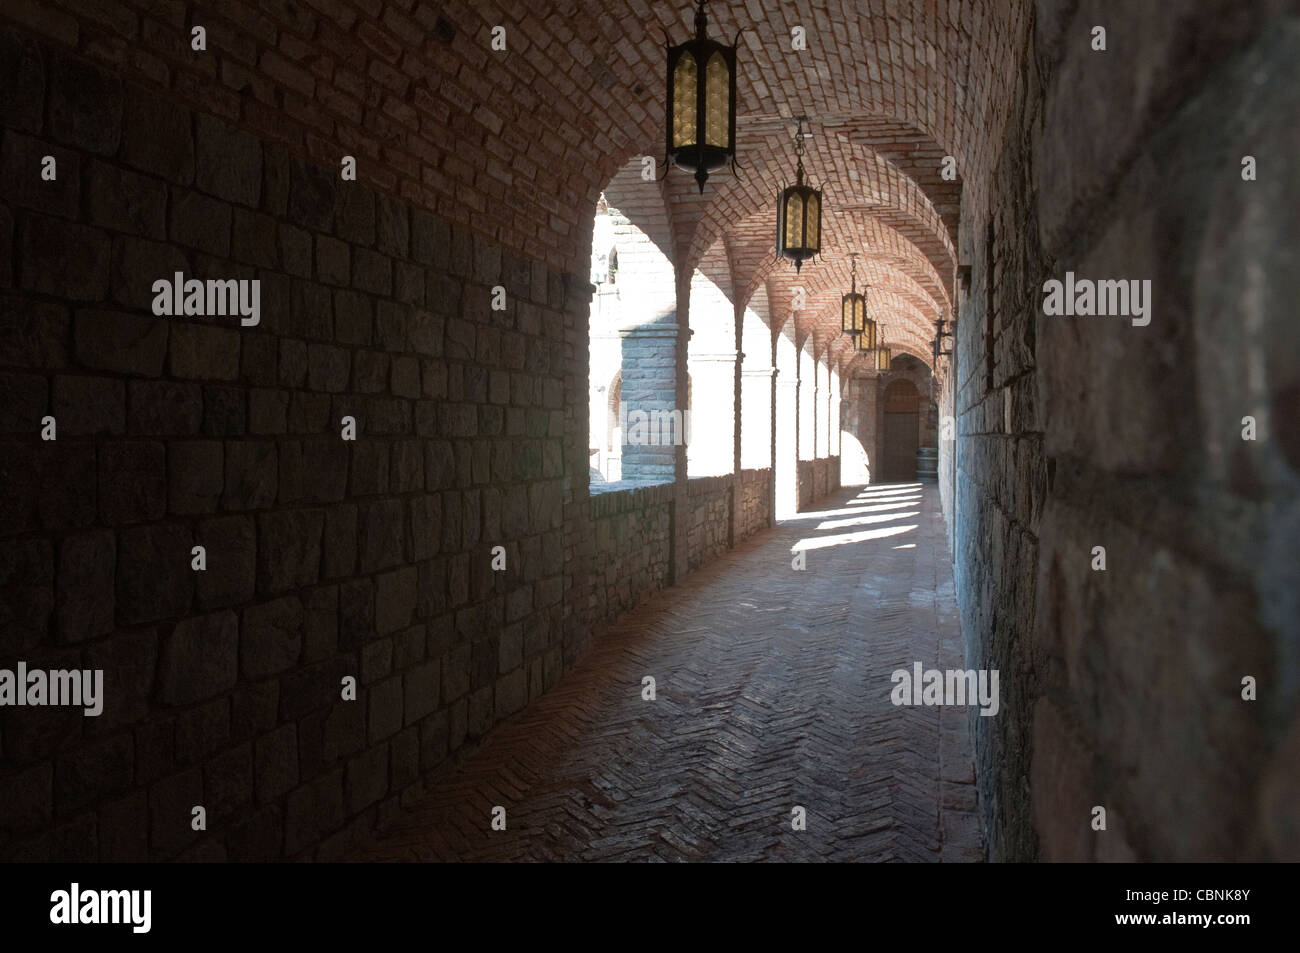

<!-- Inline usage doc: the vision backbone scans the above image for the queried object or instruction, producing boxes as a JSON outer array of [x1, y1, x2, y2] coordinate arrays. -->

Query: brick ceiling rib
[[80, 0, 1029, 282], [347, 0, 1028, 273], [672, 125, 957, 302], [293, 0, 1030, 373]]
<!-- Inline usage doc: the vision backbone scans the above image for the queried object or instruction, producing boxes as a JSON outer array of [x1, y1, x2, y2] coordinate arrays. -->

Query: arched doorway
[[881, 379, 920, 482]]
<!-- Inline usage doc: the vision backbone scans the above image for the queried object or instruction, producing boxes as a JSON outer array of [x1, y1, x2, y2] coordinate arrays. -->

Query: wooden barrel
[[916, 447, 938, 482]]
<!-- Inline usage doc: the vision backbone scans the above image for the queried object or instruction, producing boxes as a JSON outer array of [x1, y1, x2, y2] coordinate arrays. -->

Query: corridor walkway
[[347, 483, 984, 862]]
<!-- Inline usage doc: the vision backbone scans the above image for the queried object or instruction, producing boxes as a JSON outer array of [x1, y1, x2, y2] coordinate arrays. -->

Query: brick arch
[[694, 237, 735, 304], [36, 0, 1029, 275], [740, 210, 951, 317], [689, 238, 737, 349], [741, 293, 775, 376], [759, 253, 938, 372], [676, 127, 957, 299], [601, 159, 676, 269]]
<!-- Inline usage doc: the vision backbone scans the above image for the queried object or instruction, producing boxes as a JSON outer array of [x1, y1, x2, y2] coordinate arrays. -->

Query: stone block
[[168, 440, 223, 514], [168, 187, 231, 256], [126, 380, 199, 435], [0, 28, 44, 134], [248, 388, 288, 435], [287, 157, 335, 233], [230, 209, 279, 271], [352, 247, 391, 295], [322, 502, 358, 578], [323, 702, 366, 762], [148, 767, 203, 857], [110, 235, 187, 311], [256, 508, 323, 594], [98, 790, 148, 862], [122, 86, 194, 183], [495, 668, 527, 718], [404, 659, 440, 725], [375, 566, 417, 635], [192, 515, 255, 609], [84, 628, 156, 727], [242, 595, 304, 678], [202, 383, 246, 437], [358, 499, 404, 573], [74, 309, 168, 376], [196, 113, 262, 207], [2, 133, 78, 219], [336, 185, 375, 245], [55, 530, 115, 642], [87, 160, 167, 237], [390, 726, 419, 789], [254, 724, 299, 804], [99, 440, 165, 524], [158, 610, 239, 705], [49, 52, 122, 155], [223, 441, 277, 510], [53, 733, 132, 816], [375, 193, 409, 258], [316, 234, 350, 286], [204, 742, 253, 821], [334, 289, 373, 345], [280, 223, 312, 277], [283, 768, 343, 856], [308, 343, 350, 392], [0, 371, 45, 434], [419, 709, 450, 771], [116, 522, 193, 623], [367, 676, 403, 743], [170, 323, 240, 380], [467, 685, 493, 739], [21, 216, 110, 300], [442, 644, 471, 703], [344, 744, 388, 813]]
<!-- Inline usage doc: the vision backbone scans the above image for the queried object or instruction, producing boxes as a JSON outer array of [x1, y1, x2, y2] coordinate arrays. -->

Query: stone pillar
[[830, 368, 842, 457], [741, 366, 776, 468], [686, 350, 738, 476], [798, 345, 815, 462], [562, 273, 599, 661], [776, 376, 800, 517], [617, 323, 684, 483]]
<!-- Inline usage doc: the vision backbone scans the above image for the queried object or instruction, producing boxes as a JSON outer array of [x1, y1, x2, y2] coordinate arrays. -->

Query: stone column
[[741, 366, 776, 469], [617, 323, 684, 483], [776, 376, 800, 517], [686, 350, 738, 476]]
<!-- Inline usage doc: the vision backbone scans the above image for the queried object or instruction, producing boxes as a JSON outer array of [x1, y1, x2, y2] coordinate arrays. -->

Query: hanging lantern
[[775, 117, 821, 272], [665, 0, 737, 193], [876, 341, 893, 372], [841, 253, 873, 349]]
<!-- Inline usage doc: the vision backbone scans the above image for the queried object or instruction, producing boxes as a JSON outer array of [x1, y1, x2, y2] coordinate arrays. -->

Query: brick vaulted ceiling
[[19, 0, 1029, 371]]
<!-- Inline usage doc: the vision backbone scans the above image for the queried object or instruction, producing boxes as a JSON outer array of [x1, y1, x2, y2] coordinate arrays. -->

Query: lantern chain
[[793, 115, 808, 184]]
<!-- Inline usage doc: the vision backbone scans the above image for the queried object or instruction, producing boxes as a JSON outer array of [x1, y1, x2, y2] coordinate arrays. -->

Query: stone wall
[[0, 33, 578, 861], [796, 456, 840, 511], [946, 1, 1300, 861], [736, 467, 773, 542], [576, 483, 674, 630], [686, 476, 731, 572], [950, 14, 1046, 858]]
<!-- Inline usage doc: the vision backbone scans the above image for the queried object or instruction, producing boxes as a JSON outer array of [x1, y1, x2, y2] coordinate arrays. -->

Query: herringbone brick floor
[[347, 483, 984, 862]]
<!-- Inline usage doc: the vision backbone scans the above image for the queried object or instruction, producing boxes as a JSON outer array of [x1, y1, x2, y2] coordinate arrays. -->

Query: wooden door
[[881, 380, 920, 482]]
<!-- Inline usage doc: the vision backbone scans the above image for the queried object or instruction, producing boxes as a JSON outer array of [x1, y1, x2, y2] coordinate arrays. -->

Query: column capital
[[742, 366, 777, 378]]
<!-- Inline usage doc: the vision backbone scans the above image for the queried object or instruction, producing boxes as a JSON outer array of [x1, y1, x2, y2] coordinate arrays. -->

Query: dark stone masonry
[[0, 0, 1296, 869]]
